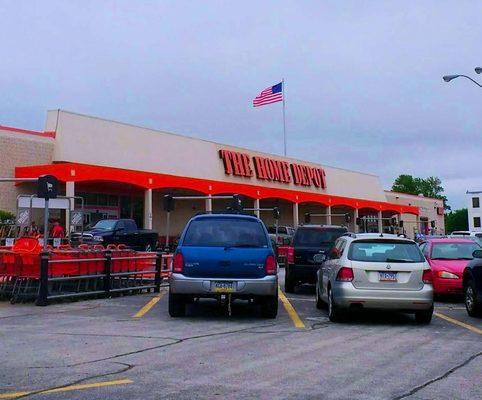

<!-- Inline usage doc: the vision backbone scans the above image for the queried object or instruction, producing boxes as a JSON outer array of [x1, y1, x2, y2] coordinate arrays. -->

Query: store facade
[[1, 110, 445, 239]]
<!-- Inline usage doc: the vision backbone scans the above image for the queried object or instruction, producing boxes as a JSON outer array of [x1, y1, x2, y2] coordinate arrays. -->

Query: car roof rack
[[341, 232, 357, 238]]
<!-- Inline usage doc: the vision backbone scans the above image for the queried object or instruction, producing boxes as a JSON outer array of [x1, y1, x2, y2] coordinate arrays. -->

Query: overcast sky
[[1, 1, 481, 209]]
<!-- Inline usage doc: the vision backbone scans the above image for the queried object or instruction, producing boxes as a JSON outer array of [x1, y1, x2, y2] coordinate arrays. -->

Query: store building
[[1, 110, 445, 239], [467, 190, 482, 232]]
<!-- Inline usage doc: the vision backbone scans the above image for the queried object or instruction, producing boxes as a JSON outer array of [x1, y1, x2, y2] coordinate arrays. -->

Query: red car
[[420, 238, 482, 295]]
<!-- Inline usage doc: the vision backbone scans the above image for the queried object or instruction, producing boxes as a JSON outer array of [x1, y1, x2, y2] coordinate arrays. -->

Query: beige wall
[[0, 129, 54, 213], [48, 110, 387, 202], [385, 191, 445, 236]]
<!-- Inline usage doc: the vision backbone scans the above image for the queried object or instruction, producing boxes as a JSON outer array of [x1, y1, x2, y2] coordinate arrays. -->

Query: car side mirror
[[472, 249, 482, 259], [313, 253, 326, 264]]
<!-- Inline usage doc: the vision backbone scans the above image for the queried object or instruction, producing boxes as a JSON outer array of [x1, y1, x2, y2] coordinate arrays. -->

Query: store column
[[378, 210, 383, 233], [354, 208, 359, 233], [205, 194, 212, 213], [144, 189, 153, 229], [293, 203, 299, 227], [327, 205, 332, 225], [65, 181, 75, 233], [254, 199, 260, 218]]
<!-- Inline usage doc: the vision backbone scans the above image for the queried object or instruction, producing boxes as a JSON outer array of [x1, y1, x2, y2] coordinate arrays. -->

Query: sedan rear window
[[431, 242, 481, 260], [293, 228, 346, 246], [183, 218, 268, 248], [348, 240, 425, 263]]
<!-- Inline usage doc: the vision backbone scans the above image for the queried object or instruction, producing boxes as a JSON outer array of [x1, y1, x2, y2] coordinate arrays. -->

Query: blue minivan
[[169, 213, 278, 318]]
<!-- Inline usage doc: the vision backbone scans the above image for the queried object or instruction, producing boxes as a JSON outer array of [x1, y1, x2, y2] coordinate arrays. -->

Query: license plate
[[212, 281, 235, 293], [379, 271, 397, 282]]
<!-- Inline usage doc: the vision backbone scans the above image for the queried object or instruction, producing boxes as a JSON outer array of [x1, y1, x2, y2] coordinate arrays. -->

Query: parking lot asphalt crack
[[28, 322, 287, 370], [12, 361, 134, 399], [392, 350, 482, 400]]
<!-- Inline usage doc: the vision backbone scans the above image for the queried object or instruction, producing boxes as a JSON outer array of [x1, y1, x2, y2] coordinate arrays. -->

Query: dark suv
[[284, 225, 347, 292]]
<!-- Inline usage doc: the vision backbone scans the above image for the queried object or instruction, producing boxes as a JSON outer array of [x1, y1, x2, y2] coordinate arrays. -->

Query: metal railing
[[2, 251, 173, 305]]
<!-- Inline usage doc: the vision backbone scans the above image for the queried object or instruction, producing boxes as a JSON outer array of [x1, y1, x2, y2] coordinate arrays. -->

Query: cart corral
[[0, 237, 173, 305]]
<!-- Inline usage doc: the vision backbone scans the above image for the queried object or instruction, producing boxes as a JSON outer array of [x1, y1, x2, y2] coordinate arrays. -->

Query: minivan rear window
[[348, 240, 425, 263], [293, 228, 346, 246], [183, 218, 268, 248]]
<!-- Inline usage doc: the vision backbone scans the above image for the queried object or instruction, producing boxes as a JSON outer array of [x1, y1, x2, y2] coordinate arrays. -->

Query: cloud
[[0, 0, 480, 210]]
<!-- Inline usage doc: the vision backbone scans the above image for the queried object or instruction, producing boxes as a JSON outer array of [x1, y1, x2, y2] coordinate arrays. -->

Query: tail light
[[336, 267, 354, 282], [287, 246, 294, 264], [173, 252, 184, 273], [265, 255, 277, 275], [422, 269, 433, 284]]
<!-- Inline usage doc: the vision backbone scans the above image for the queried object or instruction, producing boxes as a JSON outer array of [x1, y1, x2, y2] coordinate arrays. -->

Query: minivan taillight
[[173, 253, 184, 273], [336, 267, 354, 282], [287, 246, 294, 264], [265, 255, 276, 275], [422, 269, 433, 284]]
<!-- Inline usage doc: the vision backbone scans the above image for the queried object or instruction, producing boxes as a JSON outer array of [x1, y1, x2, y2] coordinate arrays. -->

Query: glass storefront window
[[108, 195, 118, 206]]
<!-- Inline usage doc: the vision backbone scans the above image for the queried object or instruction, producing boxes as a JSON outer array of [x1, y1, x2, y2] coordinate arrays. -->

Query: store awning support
[[293, 203, 299, 227], [144, 189, 153, 230]]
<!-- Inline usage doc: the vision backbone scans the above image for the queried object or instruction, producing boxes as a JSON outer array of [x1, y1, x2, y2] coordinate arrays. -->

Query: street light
[[442, 75, 460, 82], [442, 74, 482, 88]]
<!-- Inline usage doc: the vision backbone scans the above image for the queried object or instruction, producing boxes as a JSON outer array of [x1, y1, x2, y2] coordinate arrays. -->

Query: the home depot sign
[[219, 149, 327, 189]]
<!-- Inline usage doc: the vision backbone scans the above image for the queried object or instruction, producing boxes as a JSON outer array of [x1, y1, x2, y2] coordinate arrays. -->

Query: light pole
[[443, 72, 482, 88]]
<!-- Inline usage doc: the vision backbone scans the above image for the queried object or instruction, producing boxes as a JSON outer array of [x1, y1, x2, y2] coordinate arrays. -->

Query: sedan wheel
[[328, 287, 344, 322], [316, 282, 325, 310], [465, 281, 482, 317]]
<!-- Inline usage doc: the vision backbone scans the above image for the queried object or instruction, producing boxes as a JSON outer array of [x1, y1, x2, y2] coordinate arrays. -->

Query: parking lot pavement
[[1, 272, 482, 400]]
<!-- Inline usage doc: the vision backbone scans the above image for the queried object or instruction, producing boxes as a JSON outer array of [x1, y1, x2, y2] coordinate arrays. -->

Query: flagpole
[[282, 78, 287, 157]]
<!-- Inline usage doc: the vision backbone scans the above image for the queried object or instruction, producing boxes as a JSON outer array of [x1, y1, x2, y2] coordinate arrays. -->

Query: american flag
[[253, 82, 283, 107]]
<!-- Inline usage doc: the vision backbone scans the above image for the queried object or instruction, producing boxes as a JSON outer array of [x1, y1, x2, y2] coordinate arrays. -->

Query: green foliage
[[0, 210, 15, 223], [391, 175, 450, 210], [445, 209, 469, 233]]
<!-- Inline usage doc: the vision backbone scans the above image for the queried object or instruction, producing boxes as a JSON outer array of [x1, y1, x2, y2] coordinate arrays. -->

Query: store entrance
[[120, 196, 143, 228], [73, 181, 146, 229]]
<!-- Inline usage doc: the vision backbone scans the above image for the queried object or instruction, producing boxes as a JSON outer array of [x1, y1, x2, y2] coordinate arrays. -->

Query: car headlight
[[93, 235, 104, 242], [438, 271, 458, 279]]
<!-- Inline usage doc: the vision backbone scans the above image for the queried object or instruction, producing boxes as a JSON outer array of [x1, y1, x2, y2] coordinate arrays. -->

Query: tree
[[391, 175, 450, 210], [445, 209, 468, 233], [392, 175, 419, 195]]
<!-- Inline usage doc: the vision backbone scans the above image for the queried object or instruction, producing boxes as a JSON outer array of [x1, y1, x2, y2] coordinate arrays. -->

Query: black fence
[[2, 251, 172, 305]]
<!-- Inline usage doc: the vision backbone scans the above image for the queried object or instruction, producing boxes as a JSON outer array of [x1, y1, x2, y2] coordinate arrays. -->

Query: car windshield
[[183, 218, 268, 248], [430, 242, 481, 260], [348, 240, 425, 263], [93, 220, 117, 230], [293, 228, 346, 246]]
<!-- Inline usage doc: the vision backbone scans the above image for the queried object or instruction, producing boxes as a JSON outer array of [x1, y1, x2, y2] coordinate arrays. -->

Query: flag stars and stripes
[[253, 82, 283, 107]]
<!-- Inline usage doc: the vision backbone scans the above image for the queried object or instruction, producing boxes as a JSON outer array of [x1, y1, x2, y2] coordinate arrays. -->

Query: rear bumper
[[332, 282, 433, 311], [433, 277, 463, 295], [289, 263, 319, 283], [169, 273, 278, 296]]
